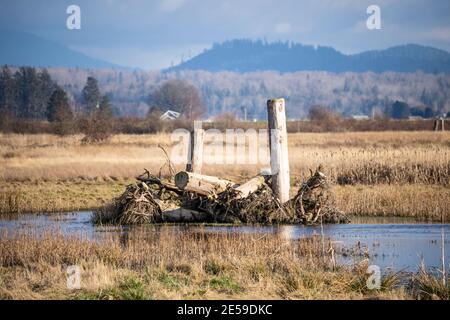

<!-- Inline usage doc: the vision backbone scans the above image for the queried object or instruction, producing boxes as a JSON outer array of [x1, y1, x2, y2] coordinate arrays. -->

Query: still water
[[0, 211, 448, 272]]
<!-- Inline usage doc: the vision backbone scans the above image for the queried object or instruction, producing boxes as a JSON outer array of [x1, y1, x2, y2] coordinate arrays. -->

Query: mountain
[[0, 29, 124, 69], [169, 39, 450, 73]]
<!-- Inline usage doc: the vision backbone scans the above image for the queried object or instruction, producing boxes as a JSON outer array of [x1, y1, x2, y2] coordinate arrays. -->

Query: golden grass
[[1, 132, 448, 183], [1, 181, 448, 221], [335, 184, 450, 222], [1, 228, 439, 300], [0, 180, 131, 214], [0, 131, 449, 220]]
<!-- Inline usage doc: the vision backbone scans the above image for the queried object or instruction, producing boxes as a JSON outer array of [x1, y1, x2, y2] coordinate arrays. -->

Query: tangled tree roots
[[93, 182, 163, 225], [202, 184, 290, 224], [291, 166, 349, 224]]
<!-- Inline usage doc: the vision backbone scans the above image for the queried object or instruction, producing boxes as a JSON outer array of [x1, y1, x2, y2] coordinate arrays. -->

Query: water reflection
[[0, 211, 448, 272]]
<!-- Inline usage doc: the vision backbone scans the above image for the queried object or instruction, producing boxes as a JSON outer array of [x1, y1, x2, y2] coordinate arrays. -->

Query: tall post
[[186, 121, 204, 173], [267, 98, 290, 203]]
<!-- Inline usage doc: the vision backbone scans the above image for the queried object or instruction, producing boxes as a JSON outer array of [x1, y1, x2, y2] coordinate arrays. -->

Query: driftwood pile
[[93, 167, 348, 225]]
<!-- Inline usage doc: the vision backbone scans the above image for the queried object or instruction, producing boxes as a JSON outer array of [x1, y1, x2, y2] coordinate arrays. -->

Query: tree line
[[1, 65, 449, 137], [0, 66, 114, 139], [42, 68, 450, 120]]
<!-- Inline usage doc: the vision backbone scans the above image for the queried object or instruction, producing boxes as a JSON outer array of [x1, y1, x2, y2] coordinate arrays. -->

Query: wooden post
[[441, 118, 445, 131], [186, 121, 204, 173], [267, 98, 290, 203]]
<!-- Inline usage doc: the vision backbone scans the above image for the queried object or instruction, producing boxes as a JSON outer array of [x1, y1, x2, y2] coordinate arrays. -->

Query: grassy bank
[[1, 180, 449, 222], [1, 132, 449, 183], [0, 180, 131, 215], [0, 229, 448, 300], [0, 132, 449, 221]]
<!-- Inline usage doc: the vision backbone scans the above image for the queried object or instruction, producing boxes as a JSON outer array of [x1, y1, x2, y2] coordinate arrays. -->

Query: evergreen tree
[[424, 107, 435, 119], [47, 86, 73, 122], [390, 101, 410, 119], [82, 76, 100, 114], [99, 95, 113, 118], [15, 67, 41, 119], [38, 69, 57, 115], [0, 65, 16, 117]]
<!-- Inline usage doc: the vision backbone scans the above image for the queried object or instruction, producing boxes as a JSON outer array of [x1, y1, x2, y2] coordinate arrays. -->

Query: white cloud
[[160, 0, 187, 12], [275, 22, 292, 35], [70, 43, 210, 70], [425, 27, 450, 42]]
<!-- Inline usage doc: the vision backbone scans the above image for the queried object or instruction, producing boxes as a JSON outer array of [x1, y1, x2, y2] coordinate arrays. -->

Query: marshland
[[0, 130, 449, 299]]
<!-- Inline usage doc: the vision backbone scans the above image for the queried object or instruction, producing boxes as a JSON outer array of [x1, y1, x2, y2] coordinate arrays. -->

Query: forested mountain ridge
[[0, 30, 124, 69], [169, 39, 450, 73]]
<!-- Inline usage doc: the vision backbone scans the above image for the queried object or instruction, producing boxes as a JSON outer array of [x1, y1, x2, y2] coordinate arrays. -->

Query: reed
[[0, 131, 449, 220], [0, 228, 445, 300]]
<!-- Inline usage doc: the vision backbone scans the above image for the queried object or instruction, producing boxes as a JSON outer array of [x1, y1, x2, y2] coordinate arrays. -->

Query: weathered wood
[[136, 169, 182, 194], [233, 176, 265, 199], [186, 121, 204, 173], [267, 98, 290, 203], [175, 171, 236, 196]]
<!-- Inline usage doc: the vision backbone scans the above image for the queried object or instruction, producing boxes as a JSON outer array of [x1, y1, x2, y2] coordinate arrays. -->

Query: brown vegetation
[[0, 116, 440, 135], [0, 229, 447, 300], [0, 131, 449, 221]]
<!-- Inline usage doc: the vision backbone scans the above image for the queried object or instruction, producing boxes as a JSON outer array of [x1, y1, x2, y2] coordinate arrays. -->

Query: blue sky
[[1, 0, 449, 69]]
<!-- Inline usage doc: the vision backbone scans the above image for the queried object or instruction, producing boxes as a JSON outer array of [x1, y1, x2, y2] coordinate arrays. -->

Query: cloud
[[70, 43, 210, 70], [425, 27, 450, 42], [275, 22, 292, 35], [160, 0, 187, 12]]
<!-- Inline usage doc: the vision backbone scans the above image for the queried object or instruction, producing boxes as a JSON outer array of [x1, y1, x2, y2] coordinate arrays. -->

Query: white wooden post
[[186, 121, 204, 173], [267, 98, 290, 203]]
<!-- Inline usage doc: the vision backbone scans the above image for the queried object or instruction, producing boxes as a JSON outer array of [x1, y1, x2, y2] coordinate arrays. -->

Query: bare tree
[[147, 79, 204, 120]]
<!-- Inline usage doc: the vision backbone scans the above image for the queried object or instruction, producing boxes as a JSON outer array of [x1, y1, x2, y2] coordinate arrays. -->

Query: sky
[[1, 0, 449, 70]]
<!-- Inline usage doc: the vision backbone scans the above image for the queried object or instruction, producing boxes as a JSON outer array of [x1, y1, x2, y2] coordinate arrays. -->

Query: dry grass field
[[1, 228, 447, 300], [0, 131, 449, 221], [0, 131, 449, 301]]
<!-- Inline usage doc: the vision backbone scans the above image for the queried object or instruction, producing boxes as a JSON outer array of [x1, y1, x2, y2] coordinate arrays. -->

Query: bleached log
[[175, 171, 236, 196], [233, 176, 266, 199]]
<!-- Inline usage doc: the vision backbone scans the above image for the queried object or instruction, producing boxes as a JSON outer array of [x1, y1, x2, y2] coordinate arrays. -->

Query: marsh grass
[[0, 191, 21, 215], [0, 228, 446, 300], [411, 265, 450, 300], [1, 132, 449, 184], [335, 184, 450, 221], [0, 131, 449, 220]]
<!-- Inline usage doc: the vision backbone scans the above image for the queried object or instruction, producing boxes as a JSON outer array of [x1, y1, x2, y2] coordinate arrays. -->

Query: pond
[[0, 211, 448, 273]]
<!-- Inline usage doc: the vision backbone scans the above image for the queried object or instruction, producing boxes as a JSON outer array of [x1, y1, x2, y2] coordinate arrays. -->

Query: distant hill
[[0, 29, 124, 69], [169, 39, 450, 73]]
